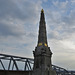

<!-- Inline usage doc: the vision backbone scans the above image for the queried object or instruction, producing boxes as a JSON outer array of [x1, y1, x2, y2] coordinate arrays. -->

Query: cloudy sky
[[0, 0, 75, 70]]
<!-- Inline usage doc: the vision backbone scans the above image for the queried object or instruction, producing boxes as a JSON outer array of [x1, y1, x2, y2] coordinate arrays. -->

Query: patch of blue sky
[[50, 25, 55, 30], [0, 43, 14, 47], [71, 3, 75, 10], [23, 44, 28, 47], [41, 0, 68, 11], [52, 0, 70, 2], [58, 30, 65, 34], [42, 0, 53, 9]]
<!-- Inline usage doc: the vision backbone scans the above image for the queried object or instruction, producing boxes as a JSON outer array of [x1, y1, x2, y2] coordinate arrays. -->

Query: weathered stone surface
[[33, 9, 56, 75]]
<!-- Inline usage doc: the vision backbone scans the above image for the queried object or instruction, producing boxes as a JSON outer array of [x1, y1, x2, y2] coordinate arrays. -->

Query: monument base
[[33, 69, 56, 75], [48, 70, 56, 75]]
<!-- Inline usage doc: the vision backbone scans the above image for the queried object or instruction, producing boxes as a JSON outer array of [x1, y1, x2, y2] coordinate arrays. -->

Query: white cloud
[[52, 0, 68, 9], [48, 39, 75, 70], [71, 0, 75, 3], [60, 40, 75, 50]]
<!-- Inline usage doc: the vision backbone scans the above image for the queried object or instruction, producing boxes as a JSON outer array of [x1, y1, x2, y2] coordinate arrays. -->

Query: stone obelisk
[[33, 9, 56, 75]]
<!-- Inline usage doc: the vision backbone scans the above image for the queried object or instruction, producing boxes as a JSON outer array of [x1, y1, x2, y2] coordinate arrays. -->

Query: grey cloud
[[0, 22, 25, 37], [48, 33, 57, 39], [0, 0, 25, 37], [0, 0, 19, 19], [0, 0, 27, 20], [0, 23, 14, 36], [0, 0, 40, 22], [27, 33, 36, 38], [0, 0, 41, 37]]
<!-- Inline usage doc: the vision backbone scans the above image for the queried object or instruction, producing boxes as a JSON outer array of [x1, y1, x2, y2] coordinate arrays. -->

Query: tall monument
[[33, 9, 56, 75]]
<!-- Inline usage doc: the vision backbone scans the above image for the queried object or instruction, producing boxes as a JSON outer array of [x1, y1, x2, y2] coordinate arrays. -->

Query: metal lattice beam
[[0, 53, 33, 71]]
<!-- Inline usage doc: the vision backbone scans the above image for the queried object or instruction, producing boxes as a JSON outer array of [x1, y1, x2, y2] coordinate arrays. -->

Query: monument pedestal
[[49, 70, 56, 75], [33, 68, 56, 75]]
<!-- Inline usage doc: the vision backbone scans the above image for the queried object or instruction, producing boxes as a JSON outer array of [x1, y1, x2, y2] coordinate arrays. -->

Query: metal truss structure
[[0, 53, 75, 75], [0, 53, 33, 71], [52, 65, 75, 75]]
